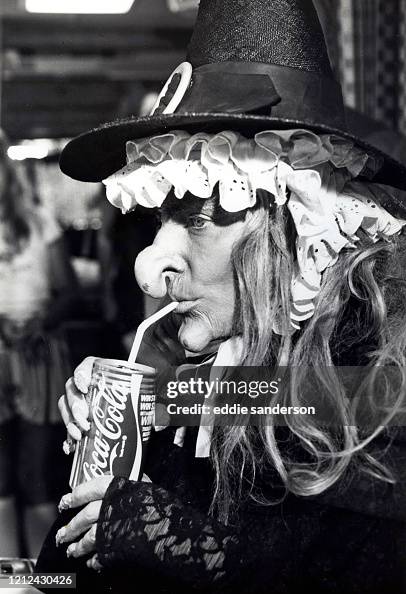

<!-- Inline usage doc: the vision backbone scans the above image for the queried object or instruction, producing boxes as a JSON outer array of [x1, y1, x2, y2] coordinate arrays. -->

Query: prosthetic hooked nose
[[134, 245, 184, 299]]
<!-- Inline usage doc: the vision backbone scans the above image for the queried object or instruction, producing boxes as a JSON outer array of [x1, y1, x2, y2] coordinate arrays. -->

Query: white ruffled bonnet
[[103, 128, 406, 331]]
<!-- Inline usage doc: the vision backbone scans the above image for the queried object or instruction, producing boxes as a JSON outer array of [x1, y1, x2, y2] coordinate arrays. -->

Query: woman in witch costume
[[37, 0, 406, 592]]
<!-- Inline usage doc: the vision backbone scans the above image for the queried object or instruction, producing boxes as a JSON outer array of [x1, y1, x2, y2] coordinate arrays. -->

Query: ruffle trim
[[287, 173, 405, 328], [103, 129, 405, 333], [103, 129, 381, 213]]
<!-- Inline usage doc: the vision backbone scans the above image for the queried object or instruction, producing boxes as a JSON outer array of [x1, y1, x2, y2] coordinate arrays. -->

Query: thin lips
[[167, 288, 197, 311], [171, 299, 196, 313]]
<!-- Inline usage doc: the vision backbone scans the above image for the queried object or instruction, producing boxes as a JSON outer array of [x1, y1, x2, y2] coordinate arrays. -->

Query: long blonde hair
[[211, 189, 406, 521]]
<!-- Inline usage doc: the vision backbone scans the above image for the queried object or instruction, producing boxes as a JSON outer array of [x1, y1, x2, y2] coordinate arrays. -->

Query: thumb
[[74, 356, 97, 394]]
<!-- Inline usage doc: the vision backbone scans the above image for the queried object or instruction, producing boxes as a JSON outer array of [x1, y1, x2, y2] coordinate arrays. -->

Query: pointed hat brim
[[60, 111, 406, 218]]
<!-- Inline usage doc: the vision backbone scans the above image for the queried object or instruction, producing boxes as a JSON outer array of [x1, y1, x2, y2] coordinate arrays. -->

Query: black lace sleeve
[[95, 477, 240, 589], [95, 474, 405, 594]]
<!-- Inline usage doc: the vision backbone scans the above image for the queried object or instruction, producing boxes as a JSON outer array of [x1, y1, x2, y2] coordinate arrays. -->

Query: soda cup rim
[[95, 358, 156, 375]]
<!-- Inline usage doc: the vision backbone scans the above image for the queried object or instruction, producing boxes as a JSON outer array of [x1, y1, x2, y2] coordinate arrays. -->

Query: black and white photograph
[[0, 0, 405, 592]]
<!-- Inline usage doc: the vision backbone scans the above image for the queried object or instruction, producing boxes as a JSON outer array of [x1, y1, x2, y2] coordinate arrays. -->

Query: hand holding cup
[[58, 356, 96, 441]]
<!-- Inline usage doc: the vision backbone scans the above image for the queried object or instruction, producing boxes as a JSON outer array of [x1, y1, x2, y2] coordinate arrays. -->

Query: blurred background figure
[[0, 131, 77, 558]]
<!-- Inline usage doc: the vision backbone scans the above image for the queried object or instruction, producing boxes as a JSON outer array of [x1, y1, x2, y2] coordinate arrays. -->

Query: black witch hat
[[60, 0, 406, 214]]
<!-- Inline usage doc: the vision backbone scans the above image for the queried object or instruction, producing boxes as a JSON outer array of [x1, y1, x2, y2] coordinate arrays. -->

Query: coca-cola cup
[[69, 358, 156, 489]]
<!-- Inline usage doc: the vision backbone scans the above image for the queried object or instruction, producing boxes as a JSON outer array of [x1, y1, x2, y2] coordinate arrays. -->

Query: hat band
[[178, 62, 281, 115], [176, 61, 347, 130]]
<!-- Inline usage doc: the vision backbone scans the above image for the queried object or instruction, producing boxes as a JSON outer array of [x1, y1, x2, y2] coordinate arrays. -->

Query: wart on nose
[[134, 245, 185, 299]]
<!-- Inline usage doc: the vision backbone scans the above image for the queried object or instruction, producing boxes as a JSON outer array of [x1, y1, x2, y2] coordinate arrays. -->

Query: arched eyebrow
[[159, 194, 247, 227], [160, 195, 217, 220]]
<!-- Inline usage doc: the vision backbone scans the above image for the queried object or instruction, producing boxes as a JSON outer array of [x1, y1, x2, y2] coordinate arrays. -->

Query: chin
[[178, 324, 211, 353], [177, 315, 230, 354]]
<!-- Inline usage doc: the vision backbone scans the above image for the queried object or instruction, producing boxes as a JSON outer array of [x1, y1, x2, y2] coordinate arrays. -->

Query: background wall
[[315, 0, 406, 134]]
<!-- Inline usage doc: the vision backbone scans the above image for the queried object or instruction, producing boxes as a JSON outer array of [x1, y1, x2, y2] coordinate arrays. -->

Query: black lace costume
[[37, 425, 406, 593]]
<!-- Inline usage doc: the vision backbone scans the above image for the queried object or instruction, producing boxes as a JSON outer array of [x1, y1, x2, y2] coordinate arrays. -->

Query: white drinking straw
[[128, 301, 179, 364]]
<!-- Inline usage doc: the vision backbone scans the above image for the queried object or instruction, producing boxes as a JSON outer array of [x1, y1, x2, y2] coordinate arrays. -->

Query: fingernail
[[66, 544, 75, 558], [62, 439, 75, 455], [56, 527, 66, 545], [58, 494, 72, 512]]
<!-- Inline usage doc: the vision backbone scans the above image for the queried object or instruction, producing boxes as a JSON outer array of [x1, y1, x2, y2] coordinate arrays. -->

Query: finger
[[58, 475, 113, 510], [68, 423, 82, 442], [58, 396, 83, 440], [56, 501, 101, 545], [86, 554, 103, 572], [73, 356, 96, 394], [71, 475, 113, 507], [66, 524, 97, 558], [65, 378, 90, 431], [58, 395, 74, 428]]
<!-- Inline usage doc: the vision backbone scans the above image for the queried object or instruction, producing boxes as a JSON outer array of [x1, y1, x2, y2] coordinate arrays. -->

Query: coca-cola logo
[[93, 378, 127, 438], [82, 375, 131, 482]]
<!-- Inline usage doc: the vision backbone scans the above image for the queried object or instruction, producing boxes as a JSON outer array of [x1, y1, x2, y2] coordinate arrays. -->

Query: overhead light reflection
[[25, 0, 135, 14], [8, 140, 55, 161]]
